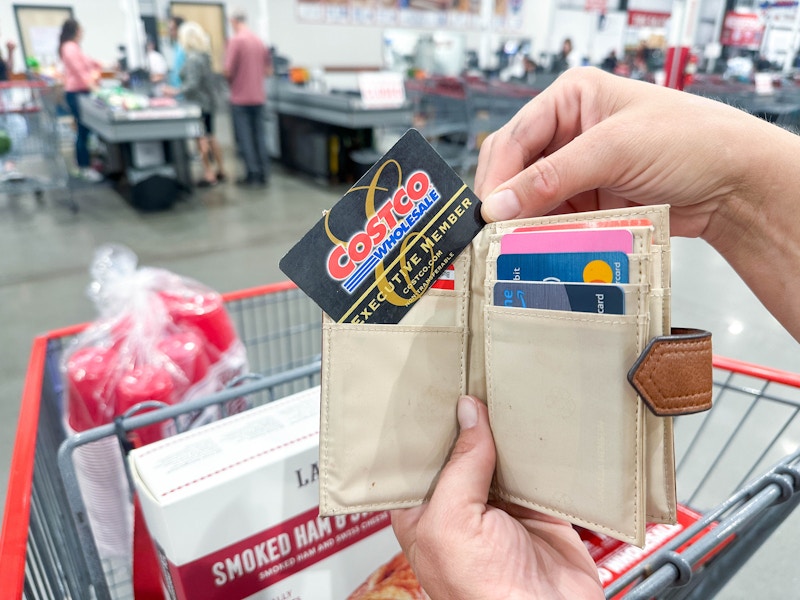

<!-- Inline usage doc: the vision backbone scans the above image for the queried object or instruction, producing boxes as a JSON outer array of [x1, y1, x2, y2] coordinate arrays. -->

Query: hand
[[476, 67, 799, 237], [391, 396, 604, 600], [6, 40, 15, 54], [475, 67, 800, 341], [161, 85, 178, 97]]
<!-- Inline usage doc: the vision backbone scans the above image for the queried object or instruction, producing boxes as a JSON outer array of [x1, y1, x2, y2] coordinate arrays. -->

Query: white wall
[[0, 1, 726, 76], [1, 0, 129, 73], [0, 1, 602, 75], [265, 2, 553, 71]]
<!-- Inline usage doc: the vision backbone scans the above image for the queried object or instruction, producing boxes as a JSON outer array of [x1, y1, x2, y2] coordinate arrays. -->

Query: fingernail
[[482, 188, 520, 222], [457, 396, 478, 430]]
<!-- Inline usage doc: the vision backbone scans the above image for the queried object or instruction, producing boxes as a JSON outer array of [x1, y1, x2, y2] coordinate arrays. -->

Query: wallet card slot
[[486, 281, 649, 318], [485, 306, 648, 544], [400, 288, 467, 328], [320, 322, 467, 515]]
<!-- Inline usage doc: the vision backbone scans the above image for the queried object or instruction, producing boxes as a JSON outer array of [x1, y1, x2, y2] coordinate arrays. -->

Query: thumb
[[427, 396, 496, 516], [480, 124, 628, 223]]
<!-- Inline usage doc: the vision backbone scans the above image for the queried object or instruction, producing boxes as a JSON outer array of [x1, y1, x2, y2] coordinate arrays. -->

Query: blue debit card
[[497, 251, 629, 284], [493, 281, 625, 315]]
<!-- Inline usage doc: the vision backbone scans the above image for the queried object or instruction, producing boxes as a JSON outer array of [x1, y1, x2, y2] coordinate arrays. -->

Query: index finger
[[474, 69, 590, 199]]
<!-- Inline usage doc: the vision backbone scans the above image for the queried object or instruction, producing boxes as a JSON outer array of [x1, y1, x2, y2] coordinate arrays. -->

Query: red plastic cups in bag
[[61, 243, 249, 439]]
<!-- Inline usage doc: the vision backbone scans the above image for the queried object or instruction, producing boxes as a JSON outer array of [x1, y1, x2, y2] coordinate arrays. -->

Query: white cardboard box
[[129, 386, 403, 600]]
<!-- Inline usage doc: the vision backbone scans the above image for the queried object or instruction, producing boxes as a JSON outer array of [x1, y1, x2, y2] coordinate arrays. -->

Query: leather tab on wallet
[[628, 328, 713, 417]]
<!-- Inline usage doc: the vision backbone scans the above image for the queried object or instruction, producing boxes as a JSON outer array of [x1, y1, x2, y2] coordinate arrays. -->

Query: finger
[[480, 120, 636, 222], [390, 504, 425, 557], [474, 89, 559, 200], [475, 68, 599, 200], [425, 396, 496, 521]]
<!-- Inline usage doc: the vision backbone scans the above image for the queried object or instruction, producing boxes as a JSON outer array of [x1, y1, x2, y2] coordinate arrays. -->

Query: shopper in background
[[146, 37, 168, 84], [600, 49, 618, 72], [224, 8, 272, 188], [0, 26, 15, 81], [167, 15, 185, 88], [551, 37, 578, 73], [164, 21, 226, 187], [59, 18, 103, 182], [392, 66, 800, 597]]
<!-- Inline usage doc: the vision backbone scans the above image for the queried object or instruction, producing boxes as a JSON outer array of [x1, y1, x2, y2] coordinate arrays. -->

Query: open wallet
[[317, 203, 713, 546]]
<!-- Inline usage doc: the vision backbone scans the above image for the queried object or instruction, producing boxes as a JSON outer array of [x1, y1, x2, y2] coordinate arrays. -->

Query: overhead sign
[[720, 11, 764, 48], [628, 10, 671, 28], [358, 72, 406, 109], [585, 0, 607, 13]]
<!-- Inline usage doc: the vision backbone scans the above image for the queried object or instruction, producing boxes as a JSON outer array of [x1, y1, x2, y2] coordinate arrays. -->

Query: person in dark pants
[[59, 18, 103, 182], [224, 8, 272, 187]]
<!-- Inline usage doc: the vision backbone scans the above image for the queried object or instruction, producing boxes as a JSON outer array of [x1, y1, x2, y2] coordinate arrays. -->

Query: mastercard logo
[[583, 259, 613, 284]]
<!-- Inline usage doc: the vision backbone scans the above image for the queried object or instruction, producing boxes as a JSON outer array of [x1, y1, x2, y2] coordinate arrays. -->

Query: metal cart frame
[[1, 282, 322, 599], [0, 80, 79, 212], [2, 281, 800, 599]]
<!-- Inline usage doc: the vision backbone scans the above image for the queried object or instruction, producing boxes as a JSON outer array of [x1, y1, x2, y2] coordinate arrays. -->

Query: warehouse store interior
[[1, 0, 800, 599]]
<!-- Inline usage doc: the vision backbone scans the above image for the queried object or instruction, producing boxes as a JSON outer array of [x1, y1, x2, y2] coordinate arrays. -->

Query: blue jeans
[[231, 104, 269, 181], [65, 91, 91, 168]]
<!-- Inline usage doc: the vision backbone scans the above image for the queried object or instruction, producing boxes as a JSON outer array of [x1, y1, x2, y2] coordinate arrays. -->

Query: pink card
[[500, 228, 634, 255]]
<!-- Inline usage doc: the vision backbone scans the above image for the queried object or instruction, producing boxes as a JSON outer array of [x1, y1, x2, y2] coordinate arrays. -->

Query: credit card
[[279, 129, 485, 324], [500, 228, 634, 255], [497, 251, 629, 284], [512, 218, 652, 233], [493, 281, 625, 314]]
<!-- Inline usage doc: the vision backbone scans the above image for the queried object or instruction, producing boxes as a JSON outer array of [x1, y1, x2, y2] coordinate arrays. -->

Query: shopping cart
[[0, 80, 77, 212], [0, 282, 322, 599], [2, 281, 800, 599], [608, 356, 800, 599]]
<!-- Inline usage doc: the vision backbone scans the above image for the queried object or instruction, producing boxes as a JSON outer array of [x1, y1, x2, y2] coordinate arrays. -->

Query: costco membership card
[[279, 129, 484, 324]]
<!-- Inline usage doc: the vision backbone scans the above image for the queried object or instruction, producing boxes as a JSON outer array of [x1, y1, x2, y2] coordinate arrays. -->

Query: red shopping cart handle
[[713, 355, 800, 388]]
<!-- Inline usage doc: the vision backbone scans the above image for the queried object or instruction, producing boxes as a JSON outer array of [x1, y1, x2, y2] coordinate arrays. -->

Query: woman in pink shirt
[[59, 18, 103, 181]]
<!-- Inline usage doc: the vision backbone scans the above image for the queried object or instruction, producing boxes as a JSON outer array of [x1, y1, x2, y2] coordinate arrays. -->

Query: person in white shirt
[[146, 37, 168, 83]]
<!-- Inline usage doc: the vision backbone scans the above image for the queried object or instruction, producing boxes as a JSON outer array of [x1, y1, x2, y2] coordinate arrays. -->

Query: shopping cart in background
[[0, 282, 322, 599], [1, 281, 800, 599], [0, 80, 77, 212], [610, 357, 800, 599]]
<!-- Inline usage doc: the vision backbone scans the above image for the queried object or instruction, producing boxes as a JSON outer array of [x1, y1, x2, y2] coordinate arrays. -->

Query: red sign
[[720, 11, 764, 48], [169, 507, 392, 600], [628, 10, 671, 28], [585, 0, 607, 12]]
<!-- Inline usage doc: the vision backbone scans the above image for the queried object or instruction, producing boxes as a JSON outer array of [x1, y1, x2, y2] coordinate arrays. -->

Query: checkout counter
[[266, 78, 413, 183], [79, 92, 203, 210]]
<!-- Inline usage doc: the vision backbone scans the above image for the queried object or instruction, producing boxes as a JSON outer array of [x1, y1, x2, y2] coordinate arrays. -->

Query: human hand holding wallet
[[280, 130, 713, 546]]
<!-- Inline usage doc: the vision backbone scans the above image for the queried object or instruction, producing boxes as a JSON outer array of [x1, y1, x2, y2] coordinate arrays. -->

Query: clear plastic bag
[[63, 244, 248, 441], [61, 244, 249, 565]]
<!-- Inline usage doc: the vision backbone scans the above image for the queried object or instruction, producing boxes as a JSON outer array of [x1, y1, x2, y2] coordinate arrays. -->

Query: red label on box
[[577, 504, 730, 599], [170, 507, 391, 600]]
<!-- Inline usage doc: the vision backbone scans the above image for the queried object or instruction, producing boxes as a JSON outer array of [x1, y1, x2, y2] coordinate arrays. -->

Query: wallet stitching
[[497, 491, 635, 543], [633, 286, 649, 532], [661, 290, 677, 521], [323, 499, 428, 512], [322, 325, 462, 334], [321, 323, 466, 513], [484, 308, 633, 326], [490, 207, 667, 243], [643, 245, 674, 522], [321, 327, 332, 511], [484, 308, 642, 542], [639, 341, 712, 410]]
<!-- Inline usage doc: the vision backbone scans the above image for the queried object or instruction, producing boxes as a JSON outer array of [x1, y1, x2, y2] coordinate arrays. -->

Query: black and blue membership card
[[279, 129, 485, 324]]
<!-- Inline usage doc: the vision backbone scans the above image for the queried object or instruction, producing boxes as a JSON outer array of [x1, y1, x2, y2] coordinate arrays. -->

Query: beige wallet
[[318, 204, 712, 545]]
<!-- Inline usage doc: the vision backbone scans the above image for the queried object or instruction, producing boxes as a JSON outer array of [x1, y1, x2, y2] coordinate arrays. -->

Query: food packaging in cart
[[129, 386, 420, 600], [61, 244, 248, 564], [577, 504, 732, 598]]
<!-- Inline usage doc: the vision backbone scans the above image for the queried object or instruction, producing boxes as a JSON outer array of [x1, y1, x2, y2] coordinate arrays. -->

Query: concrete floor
[[1, 115, 799, 598]]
